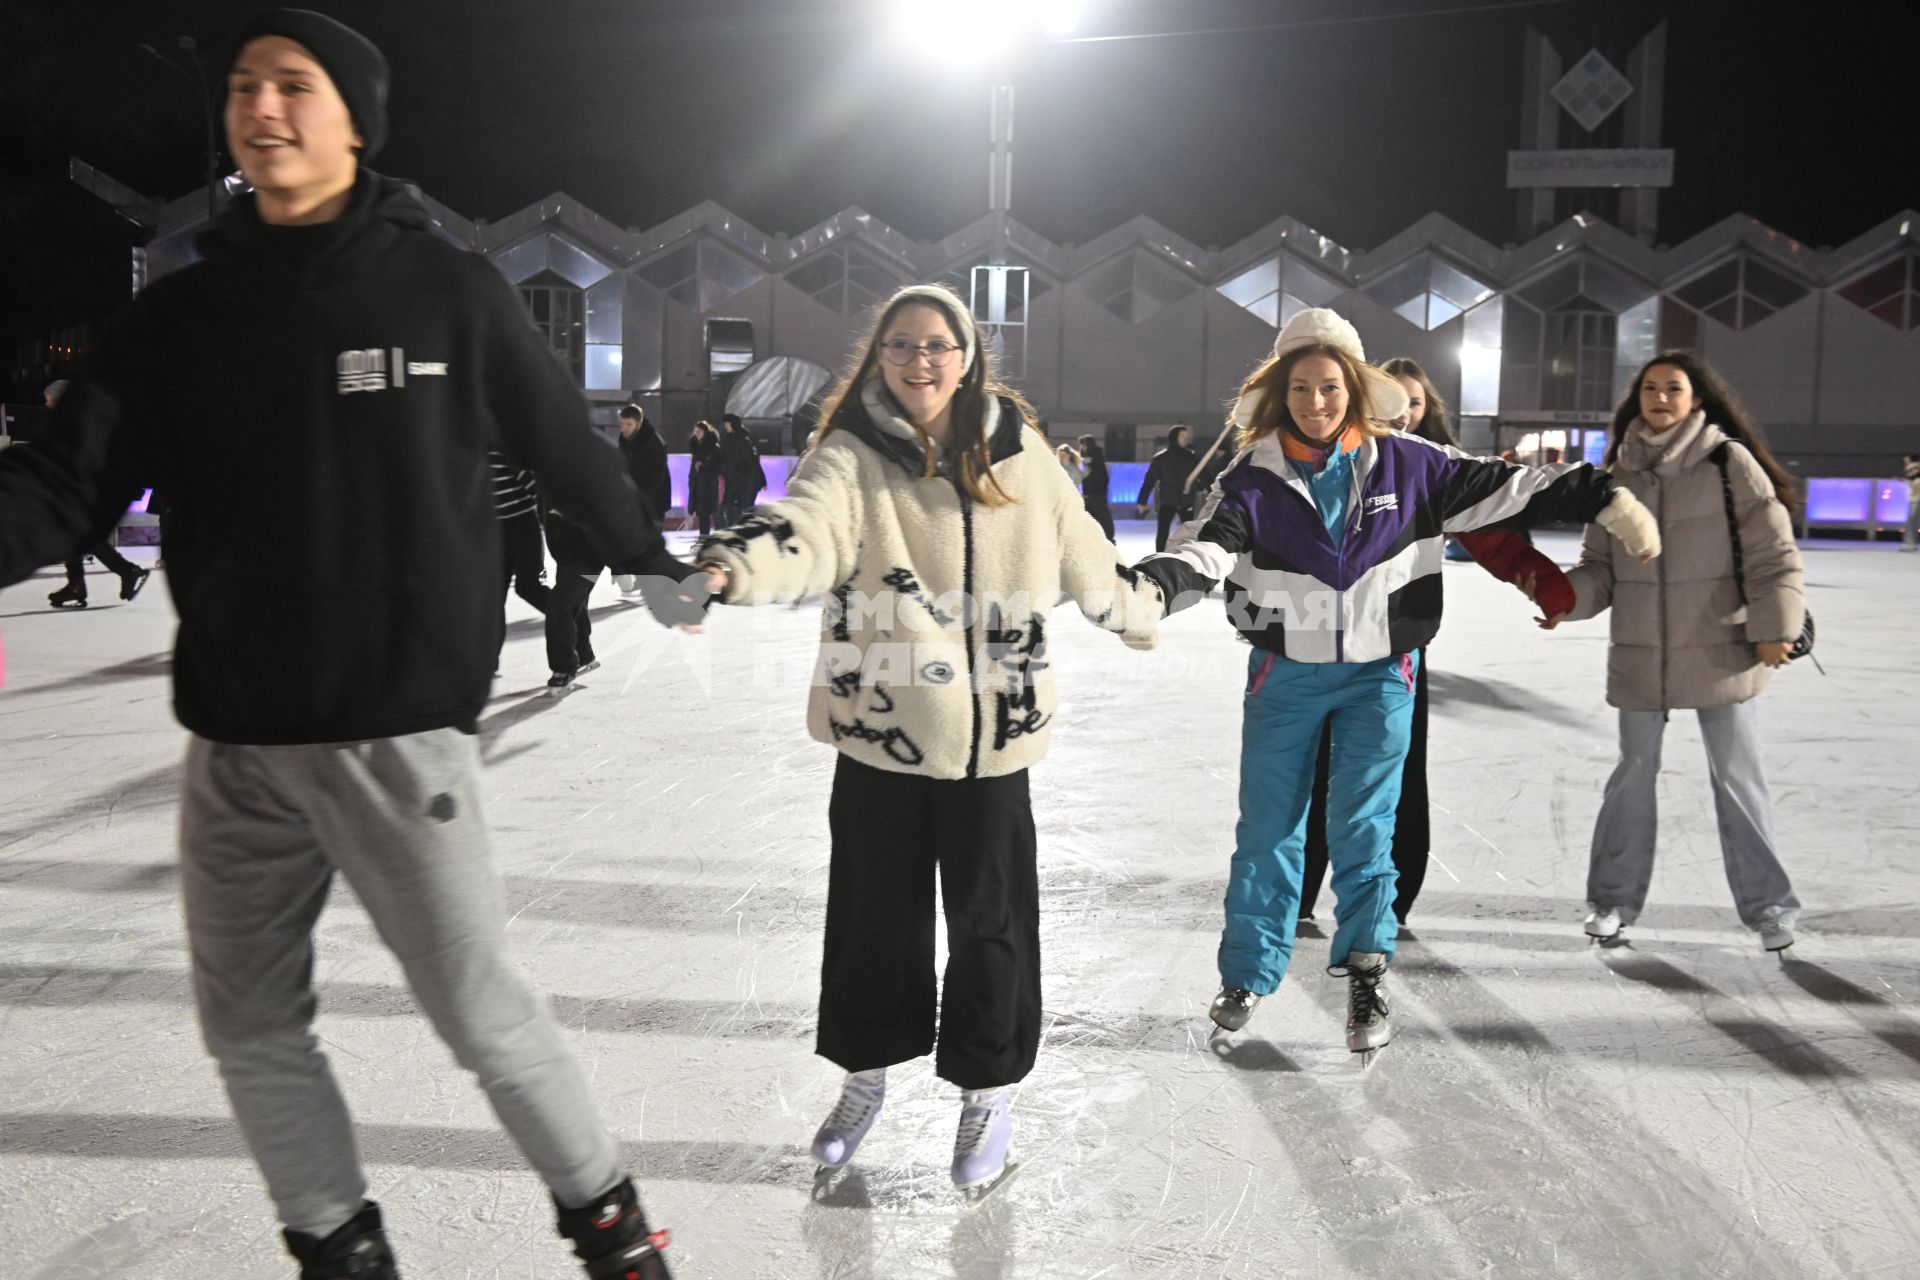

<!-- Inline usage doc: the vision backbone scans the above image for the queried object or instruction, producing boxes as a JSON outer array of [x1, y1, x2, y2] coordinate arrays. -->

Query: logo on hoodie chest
[[336, 347, 449, 395]]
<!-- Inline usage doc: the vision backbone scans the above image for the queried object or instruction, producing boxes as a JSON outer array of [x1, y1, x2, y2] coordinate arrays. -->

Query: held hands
[[1596, 489, 1661, 562], [1517, 571, 1569, 630], [1755, 640, 1791, 668]]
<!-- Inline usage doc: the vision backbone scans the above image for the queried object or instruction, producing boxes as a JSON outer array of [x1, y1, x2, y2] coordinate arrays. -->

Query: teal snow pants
[[1219, 648, 1419, 994]]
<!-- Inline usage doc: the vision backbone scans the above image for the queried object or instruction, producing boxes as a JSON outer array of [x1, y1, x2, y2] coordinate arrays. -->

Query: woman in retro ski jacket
[[1132, 308, 1661, 1065]]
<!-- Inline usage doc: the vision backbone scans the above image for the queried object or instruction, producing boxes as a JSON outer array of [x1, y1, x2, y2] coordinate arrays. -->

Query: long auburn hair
[[1379, 357, 1456, 446], [1607, 352, 1799, 515], [1233, 342, 1389, 452], [814, 285, 1030, 507]]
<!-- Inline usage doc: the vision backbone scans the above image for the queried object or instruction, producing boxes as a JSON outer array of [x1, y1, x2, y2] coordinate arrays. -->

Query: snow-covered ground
[[4, 525, 1918, 1279]]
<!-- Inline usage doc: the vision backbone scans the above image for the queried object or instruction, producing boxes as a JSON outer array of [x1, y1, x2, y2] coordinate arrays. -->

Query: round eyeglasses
[[879, 339, 963, 367]]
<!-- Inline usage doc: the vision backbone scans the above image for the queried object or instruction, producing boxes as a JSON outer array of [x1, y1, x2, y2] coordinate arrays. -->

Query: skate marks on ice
[[1205, 943, 1801, 1279], [0, 1110, 810, 1186], [1775, 957, 1920, 1069], [474, 689, 571, 764]]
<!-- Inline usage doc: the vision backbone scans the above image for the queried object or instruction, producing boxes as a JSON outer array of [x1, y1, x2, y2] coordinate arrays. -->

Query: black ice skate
[[555, 1177, 672, 1279], [1344, 952, 1391, 1069], [120, 567, 151, 601], [283, 1200, 400, 1279], [546, 670, 578, 696], [47, 584, 87, 609]]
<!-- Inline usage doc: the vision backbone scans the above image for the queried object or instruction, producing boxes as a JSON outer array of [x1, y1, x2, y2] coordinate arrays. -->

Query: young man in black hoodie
[[0, 12, 691, 1279]]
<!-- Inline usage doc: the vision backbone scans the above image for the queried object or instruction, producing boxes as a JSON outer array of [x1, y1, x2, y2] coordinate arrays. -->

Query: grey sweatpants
[[1587, 702, 1801, 929], [180, 728, 620, 1237]]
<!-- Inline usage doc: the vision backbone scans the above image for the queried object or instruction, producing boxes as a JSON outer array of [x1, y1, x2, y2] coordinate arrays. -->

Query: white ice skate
[[1344, 952, 1391, 1069], [1758, 918, 1795, 953], [951, 1088, 1019, 1203], [1583, 907, 1623, 944], [810, 1068, 886, 1171]]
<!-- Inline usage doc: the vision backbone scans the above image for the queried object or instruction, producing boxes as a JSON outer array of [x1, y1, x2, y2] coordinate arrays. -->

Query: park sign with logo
[[1508, 47, 1674, 191]]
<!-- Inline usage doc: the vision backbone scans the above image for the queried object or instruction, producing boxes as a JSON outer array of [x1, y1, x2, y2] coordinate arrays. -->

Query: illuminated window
[[1362, 253, 1494, 330], [637, 239, 763, 312], [1217, 254, 1345, 328], [520, 271, 585, 382], [1076, 251, 1198, 325], [786, 244, 906, 318]]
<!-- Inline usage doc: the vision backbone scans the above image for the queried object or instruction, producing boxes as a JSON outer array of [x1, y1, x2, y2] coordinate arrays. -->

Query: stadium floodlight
[[884, 0, 1082, 64], [1039, 0, 1081, 35]]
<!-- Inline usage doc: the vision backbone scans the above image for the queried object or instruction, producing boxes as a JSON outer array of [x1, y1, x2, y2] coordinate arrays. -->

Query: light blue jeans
[[1588, 702, 1800, 929], [1219, 650, 1418, 994]]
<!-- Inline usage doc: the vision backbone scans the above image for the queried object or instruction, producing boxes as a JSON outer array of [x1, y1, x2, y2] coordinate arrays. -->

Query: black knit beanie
[[225, 9, 390, 160]]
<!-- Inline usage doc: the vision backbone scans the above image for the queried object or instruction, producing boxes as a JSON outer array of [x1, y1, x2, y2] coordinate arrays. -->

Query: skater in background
[[715, 413, 765, 527], [1077, 433, 1116, 540], [1133, 309, 1657, 1063], [0, 13, 703, 1276], [688, 420, 721, 536], [1546, 353, 1805, 951], [614, 404, 671, 597], [1295, 357, 1574, 930], [617, 403, 671, 522], [1054, 440, 1082, 482], [1902, 453, 1920, 551], [41, 380, 151, 609], [492, 452, 550, 674], [695, 284, 1162, 1193], [1136, 423, 1200, 552], [541, 492, 609, 694]]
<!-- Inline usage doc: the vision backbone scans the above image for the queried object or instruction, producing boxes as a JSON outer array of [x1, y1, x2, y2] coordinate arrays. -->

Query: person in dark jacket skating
[[40, 381, 151, 608], [1076, 433, 1115, 540], [492, 452, 550, 672], [715, 413, 765, 526], [1136, 424, 1201, 552], [0, 13, 694, 1277], [616, 403, 671, 522], [688, 420, 721, 536]]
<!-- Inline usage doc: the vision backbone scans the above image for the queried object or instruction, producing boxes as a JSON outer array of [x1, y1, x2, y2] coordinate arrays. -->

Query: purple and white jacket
[[1133, 431, 1618, 662]]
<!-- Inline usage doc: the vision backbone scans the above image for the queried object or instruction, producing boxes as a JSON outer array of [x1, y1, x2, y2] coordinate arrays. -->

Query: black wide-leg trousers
[[816, 754, 1041, 1090]]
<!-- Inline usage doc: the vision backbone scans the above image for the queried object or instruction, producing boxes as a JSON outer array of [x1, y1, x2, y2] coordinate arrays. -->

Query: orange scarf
[[1279, 425, 1365, 463]]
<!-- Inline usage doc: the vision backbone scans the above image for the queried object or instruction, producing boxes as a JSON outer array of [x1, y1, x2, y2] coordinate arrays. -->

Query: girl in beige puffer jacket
[[1556, 353, 1806, 950]]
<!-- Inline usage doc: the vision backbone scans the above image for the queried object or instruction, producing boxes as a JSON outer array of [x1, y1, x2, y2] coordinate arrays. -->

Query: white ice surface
[[3, 526, 1919, 1279]]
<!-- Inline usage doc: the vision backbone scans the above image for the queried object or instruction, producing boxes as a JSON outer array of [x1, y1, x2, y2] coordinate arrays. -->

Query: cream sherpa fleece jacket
[[698, 386, 1163, 780]]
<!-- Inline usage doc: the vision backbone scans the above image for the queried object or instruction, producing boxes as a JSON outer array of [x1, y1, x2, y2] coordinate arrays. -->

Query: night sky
[[3, 0, 1911, 393]]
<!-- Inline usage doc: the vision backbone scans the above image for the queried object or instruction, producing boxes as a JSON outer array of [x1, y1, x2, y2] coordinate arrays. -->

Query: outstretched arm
[[696, 441, 863, 605], [1130, 480, 1249, 618], [1045, 453, 1161, 648], [1453, 529, 1575, 618]]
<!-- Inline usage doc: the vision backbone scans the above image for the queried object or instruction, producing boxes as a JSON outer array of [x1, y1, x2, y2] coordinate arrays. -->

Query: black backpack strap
[[1709, 442, 1748, 606]]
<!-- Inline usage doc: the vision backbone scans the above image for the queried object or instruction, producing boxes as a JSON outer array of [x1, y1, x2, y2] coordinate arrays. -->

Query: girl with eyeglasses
[[694, 283, 1162, 1193]]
